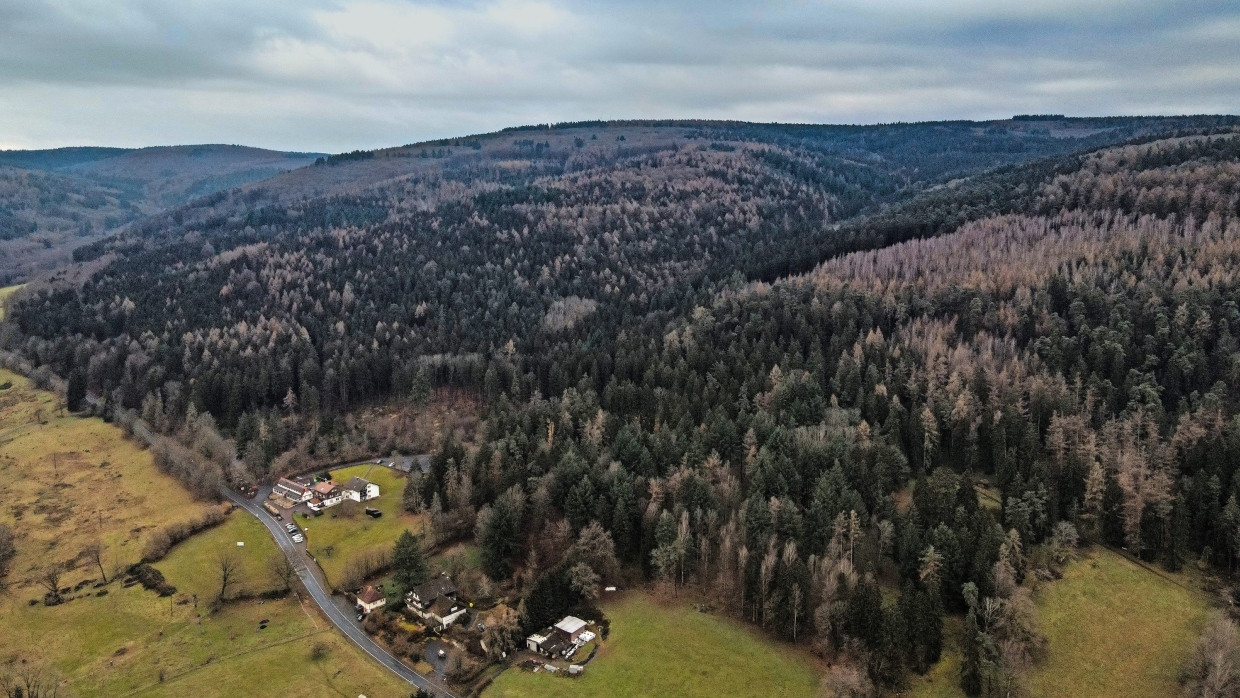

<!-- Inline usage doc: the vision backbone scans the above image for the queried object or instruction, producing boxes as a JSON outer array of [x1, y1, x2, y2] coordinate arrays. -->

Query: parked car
[[292, 535, 304, 543], [356, 613, 365, 621]]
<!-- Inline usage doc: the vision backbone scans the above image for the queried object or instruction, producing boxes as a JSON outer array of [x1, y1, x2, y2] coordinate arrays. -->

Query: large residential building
[[312, 480, 343, 507], [406, 574, 467, 630], [343, 477, 380, 502], [273, 477, 312, 503]]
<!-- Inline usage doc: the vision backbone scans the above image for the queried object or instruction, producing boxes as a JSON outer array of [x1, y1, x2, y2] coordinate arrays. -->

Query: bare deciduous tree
[[34, 561, 70, 604], [1181, 615, 1240, 698], [1, 664, 62, 698], [83, 541, 107, 583], [269, 553, 296, 592], [215, 549, 242, 603]]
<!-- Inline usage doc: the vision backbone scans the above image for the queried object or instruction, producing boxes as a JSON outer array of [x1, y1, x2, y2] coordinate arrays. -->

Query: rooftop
[[358, 585, 385, 604], [345, 476, 371, 492], [555, 616, 587, 635], [407, 574, 456, 604], [275, 478, 309, 494], [429, 595, 463, 618]]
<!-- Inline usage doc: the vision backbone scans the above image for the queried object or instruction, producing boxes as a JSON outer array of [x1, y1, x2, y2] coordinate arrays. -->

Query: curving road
[[221, 486, 456, 698]]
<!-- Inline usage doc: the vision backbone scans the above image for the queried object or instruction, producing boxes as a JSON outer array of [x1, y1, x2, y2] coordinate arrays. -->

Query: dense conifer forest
[[6, 117, 1240, 693]]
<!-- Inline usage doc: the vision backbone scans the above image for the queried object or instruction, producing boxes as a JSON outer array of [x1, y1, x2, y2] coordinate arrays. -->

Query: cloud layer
[[1, 0, 1237, 151]]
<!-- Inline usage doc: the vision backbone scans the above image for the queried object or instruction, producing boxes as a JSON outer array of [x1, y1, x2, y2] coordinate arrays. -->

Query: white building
[[343, 477, 380, 502], [273, 477, 312, 503], [357, 585, 386, 614]]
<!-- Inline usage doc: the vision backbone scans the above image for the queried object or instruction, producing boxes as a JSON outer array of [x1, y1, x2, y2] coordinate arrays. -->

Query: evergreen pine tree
[[391, 529, 429, 596]]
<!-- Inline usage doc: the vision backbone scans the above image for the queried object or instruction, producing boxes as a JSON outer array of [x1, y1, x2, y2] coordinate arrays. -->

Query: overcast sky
[[1, 0, 1237, 152]]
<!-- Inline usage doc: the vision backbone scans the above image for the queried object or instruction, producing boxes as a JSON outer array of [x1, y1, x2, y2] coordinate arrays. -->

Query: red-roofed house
[[357, 585, 387, 614]]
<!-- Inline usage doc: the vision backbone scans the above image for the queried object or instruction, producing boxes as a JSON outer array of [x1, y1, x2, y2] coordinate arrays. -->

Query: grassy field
[[903, 547, 1212, 698], [301, 463, 425, 589], [0, 367, 413, 697], [155, 511, 287, 601], [0, 368, 214, 587], [485, 592, 821, 698], [1, 581, 411, 697], [1025, 547, 1212, 698], [0, 283, 22, 319]]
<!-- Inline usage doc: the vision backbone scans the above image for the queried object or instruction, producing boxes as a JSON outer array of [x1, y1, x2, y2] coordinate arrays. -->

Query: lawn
[[1025, 547, 1212, 698], [0, 368, 414, 697], [485, 592, 821, 698], [301, 462, 425, 589]]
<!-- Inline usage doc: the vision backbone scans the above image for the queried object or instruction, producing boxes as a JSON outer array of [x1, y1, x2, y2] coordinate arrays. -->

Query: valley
[[5, 117, 1240, 698], [0, 368, 411, 697]]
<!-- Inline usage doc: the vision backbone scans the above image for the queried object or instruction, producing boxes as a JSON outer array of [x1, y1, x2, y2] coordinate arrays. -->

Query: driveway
[[221, 486, 455, 697]]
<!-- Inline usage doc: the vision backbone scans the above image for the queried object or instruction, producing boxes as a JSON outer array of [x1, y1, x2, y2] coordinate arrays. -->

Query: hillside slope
[[9, 116, 1235, 423], [6, 119, 1240, 695], [0, 144, 321, 284]]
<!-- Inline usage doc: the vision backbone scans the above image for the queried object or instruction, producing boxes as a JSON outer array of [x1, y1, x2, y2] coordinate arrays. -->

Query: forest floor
[[484, 591, 821, 698], [902, 616, 965, 697], [300, 462, 425, 589], [0, 368, 410, 697]]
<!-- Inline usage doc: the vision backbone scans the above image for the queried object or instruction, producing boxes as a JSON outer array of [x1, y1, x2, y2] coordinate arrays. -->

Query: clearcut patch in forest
[[0, 283, 22, 319], [1026, 547, 1212, 698], [906, 546, 1214, 698]]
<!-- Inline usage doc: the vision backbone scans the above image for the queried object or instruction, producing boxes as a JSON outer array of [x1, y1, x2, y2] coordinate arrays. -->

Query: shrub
[[130, 563, 177, 597], [309, 642, 330, 662]]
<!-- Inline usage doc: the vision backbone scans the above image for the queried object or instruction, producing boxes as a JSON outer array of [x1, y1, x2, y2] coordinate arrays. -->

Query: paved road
[[221, 486, 456, 698], [79, 396, 457, 697]]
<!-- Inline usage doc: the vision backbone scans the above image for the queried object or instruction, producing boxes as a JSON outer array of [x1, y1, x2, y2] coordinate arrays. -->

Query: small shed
[[526, 630, 550, 653]]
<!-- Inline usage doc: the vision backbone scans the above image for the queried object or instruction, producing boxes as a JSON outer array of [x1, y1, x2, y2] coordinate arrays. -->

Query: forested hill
[[6, 118, 1240, 693], [0, 144, 322, 284], [9, 116, 1236, 423]]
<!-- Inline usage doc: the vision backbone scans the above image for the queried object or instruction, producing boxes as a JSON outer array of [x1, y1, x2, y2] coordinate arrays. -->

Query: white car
[[291, 534, 304, 543]]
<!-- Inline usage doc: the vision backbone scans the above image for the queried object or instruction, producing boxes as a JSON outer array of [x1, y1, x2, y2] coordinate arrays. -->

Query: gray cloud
[[0, 0, 1236, 151]]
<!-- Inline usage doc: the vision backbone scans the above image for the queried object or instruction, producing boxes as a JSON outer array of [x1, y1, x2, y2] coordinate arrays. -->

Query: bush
[[130, 563, 177, 597], [309, 642, 330, 662]]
